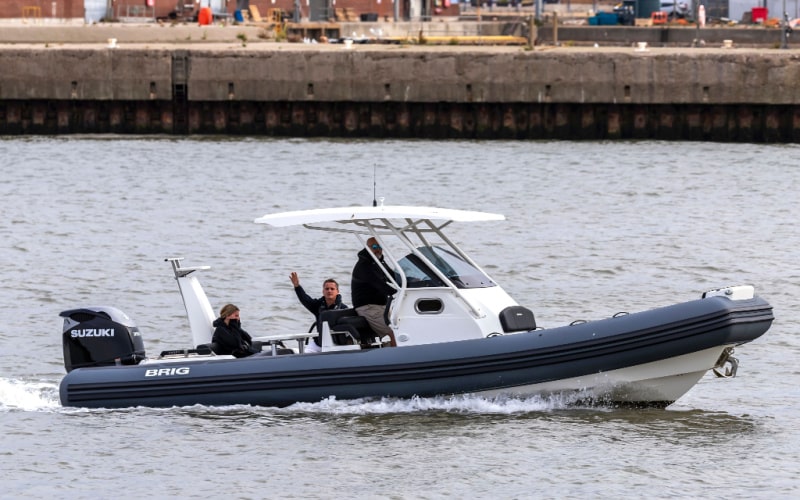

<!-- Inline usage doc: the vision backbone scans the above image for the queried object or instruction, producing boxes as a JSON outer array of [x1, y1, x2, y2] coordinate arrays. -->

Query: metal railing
[[116, 5, 156, 22]]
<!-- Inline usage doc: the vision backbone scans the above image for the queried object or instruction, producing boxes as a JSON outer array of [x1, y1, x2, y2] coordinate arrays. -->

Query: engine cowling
[[60, 306, 146, 372]]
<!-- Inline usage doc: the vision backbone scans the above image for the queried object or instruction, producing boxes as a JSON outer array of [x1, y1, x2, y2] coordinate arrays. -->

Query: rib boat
[[58, 205, 773, 409]]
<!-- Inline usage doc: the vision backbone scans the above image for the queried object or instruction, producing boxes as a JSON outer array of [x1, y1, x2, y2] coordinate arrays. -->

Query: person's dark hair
[[219, 303, 239, 319], [323, 279, 339, 290]]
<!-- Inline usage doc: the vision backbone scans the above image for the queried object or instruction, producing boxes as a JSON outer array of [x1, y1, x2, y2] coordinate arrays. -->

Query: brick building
[[1, 0, 83, 19], [1, 0, 459, 23]]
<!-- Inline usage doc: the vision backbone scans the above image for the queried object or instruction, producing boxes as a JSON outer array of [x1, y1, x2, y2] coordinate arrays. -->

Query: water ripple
[[1, 137, 799, 497]]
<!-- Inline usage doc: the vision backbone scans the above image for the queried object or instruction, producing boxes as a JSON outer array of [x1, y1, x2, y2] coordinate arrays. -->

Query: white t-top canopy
[[254, 205, 505, 227]]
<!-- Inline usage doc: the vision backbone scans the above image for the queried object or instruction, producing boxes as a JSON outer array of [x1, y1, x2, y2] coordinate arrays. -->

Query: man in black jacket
[[290, 272, 349, 351], [351, 237, 397, 346]]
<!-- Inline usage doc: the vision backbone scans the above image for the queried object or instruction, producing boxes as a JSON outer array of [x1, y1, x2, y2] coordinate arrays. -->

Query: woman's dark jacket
[[351, 248, 396, 308], [211, 317, 255, 358]]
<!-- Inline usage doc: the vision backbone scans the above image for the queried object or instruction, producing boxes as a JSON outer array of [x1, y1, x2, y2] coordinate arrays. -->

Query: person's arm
[[294, 285, 321, 315], [240, 328, 252, 344], [225, 325, 253, 357], [371, 262, 397, 296], [291, 272, 320, 314]]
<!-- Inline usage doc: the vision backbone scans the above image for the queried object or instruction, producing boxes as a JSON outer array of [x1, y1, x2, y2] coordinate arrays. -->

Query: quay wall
[[2, 45, 800, 141]]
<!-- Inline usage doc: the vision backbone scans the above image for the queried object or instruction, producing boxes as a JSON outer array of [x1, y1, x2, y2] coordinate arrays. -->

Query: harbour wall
[[2, 44, 800, 141]]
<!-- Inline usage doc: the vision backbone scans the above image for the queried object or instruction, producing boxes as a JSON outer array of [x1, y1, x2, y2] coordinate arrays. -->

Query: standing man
[[290, 272, 348, 352], [351, 237, 397, 346]]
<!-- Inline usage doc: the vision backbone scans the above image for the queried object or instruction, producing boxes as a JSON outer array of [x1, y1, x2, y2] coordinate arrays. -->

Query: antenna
[[372, 164, 377, 207]]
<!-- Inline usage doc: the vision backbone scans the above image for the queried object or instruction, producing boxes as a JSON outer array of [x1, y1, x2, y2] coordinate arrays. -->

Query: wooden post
[[528, 16, 537, 47], [553, 12, 558, 45]]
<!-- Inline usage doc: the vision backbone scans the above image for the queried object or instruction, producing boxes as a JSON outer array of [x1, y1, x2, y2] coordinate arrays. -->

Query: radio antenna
[[372, 165, 377, 207]]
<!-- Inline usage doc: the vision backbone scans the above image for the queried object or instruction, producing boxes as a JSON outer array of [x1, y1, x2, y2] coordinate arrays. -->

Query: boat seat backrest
[[499, 306, 536, 333], [197, 342, 221, 354], [318, 308, 358, 331], [319, 308, 380, 345]]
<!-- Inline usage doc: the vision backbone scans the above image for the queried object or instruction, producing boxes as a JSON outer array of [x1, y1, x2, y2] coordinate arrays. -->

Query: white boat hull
[[476, 346, 729, 404]]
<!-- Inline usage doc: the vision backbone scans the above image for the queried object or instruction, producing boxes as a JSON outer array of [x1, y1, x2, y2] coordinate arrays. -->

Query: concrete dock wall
[[2, 45, 799, 140], [0, 24, 790, 47]]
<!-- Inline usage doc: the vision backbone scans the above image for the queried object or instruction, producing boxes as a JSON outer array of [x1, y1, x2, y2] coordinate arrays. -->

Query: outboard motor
[[60, 306, 146, 373]]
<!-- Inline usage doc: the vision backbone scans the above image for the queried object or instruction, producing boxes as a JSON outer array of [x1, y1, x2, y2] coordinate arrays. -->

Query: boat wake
[[162, 393, 603, 417], [0, 378, 61, 412], [0, 373, 632, 415], [283, 392, 597, 415], [0, 373, 600, 415]]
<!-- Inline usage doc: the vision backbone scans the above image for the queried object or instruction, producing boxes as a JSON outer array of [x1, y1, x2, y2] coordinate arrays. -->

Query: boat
[[58, 204, 773, 409]]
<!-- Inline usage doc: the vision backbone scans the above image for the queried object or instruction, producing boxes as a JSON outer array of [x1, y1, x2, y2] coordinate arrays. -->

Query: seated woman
[[211, 304, 259, 358]]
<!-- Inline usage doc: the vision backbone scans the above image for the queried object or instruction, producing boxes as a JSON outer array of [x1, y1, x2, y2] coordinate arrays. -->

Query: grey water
[[1, 137, 799, 498]]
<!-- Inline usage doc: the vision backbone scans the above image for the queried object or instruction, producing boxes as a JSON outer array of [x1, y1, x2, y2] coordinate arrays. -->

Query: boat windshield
[[397, 246, 496, 289]]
